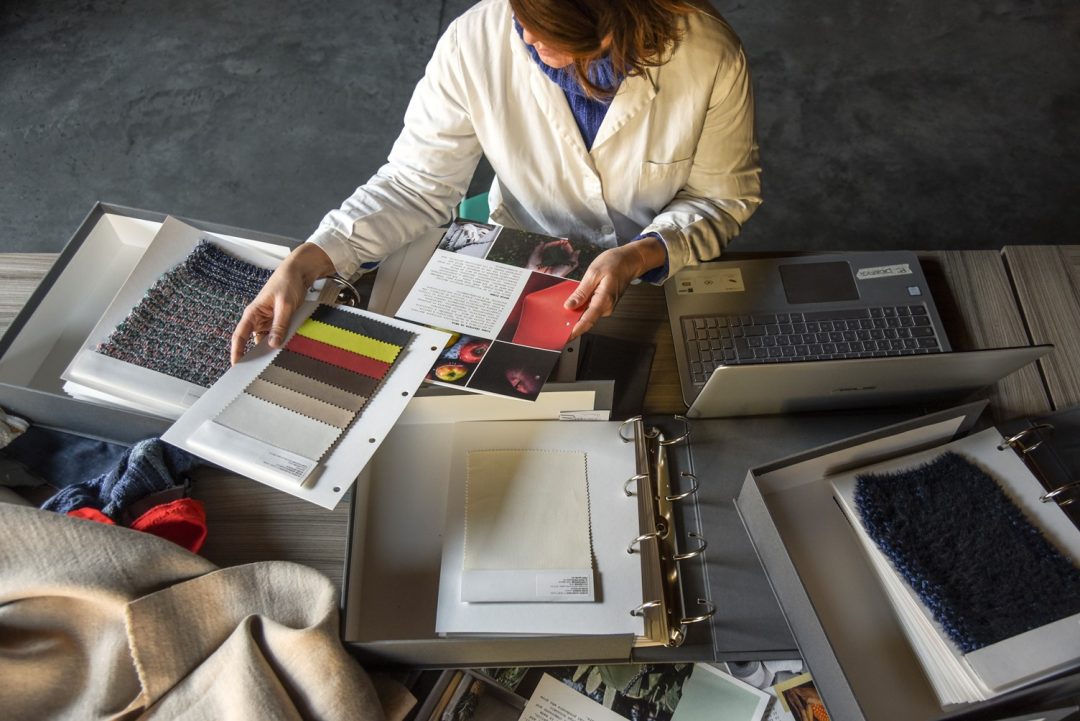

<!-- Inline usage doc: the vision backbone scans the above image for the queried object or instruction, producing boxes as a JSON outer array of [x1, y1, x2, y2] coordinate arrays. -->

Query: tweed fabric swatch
[[854, 451, 1080, 653], [96, 240, 272, 387]]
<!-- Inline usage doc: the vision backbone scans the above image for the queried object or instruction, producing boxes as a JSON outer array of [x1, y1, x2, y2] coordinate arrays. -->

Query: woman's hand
[[564, 236, 666, 340], [229, 243, 336, 364]]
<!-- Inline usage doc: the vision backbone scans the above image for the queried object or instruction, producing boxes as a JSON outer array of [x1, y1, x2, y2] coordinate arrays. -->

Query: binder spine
[[619, 415, 715, 647], [999, 422, 1080, 514]]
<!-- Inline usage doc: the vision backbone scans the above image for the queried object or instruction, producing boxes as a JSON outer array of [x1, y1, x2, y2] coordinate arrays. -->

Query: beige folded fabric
[[0, 505, 392, 721]]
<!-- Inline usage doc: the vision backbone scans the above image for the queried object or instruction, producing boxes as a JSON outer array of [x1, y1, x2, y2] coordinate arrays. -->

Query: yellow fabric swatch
[[295, 319, 401, 364]]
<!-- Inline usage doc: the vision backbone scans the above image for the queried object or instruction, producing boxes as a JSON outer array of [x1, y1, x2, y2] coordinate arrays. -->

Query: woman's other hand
[[229, 243, 336, 364], [564, 236, 666, 340]]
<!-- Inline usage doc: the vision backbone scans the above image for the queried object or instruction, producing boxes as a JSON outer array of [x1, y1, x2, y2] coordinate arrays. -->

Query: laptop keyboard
[[682, 305, 944, 385]]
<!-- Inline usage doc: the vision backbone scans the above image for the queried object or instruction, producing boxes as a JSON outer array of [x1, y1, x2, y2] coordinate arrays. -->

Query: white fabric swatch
[[464, 449, 591, 571]]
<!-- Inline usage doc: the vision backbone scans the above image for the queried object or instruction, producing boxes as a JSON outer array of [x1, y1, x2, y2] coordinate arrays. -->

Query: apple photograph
[[426, 333, 491, 386], [437, 220, 500, 258], [497, 272, 582, 351], [465, 341, 558, 401]]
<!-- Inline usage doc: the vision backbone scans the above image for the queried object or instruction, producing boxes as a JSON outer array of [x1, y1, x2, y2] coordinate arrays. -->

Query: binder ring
[[672, 532, 707, 561], [629, 600, 662, 617], [618, 416, 643, 443], [326, 274, 364, 307], [627, 531, 661, 554], [680, 599, 716, 625], [623, 473, 649, 497], [1041, 480, 1080, 506], [665, 472, 699, 501], [997, 423, 1054, 453], [657, 415, 690, 446]]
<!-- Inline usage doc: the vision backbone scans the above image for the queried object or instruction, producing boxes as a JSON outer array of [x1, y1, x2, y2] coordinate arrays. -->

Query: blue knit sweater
[[513, 20, 620, 150]]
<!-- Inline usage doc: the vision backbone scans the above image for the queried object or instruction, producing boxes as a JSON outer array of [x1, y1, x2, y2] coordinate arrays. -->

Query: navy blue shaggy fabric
[[854, 451, 1080, 653]]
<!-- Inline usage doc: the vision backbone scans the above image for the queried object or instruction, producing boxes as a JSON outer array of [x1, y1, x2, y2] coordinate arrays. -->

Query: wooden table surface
[[0, 248, 1066, 591], [1003, 245, 1080, 411]]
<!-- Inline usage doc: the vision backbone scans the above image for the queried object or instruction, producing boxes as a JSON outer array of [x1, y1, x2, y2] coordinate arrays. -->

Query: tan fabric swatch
[[259, 363, 368, 412], [246, 377, 354, 429]]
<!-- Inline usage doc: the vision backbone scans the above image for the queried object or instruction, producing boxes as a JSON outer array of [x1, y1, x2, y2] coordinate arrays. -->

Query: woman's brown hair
[[509, 0, 707, 97]]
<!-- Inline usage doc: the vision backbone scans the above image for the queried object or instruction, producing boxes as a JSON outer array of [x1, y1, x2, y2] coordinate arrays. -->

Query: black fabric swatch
[[310, 305, 415, 348]]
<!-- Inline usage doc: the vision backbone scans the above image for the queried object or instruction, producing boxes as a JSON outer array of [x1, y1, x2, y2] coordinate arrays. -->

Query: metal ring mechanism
[[618, 416, 643, 443], [672, 532, 708, 561], [1041, 480, 1080, 506], [665, 472, 699, 502], [679, 598, 716, 625], [658, 415, 690, 446], [326, 274, 364, 307], [629, 600, 662, 617], [627, 531, 661, 554], [997, 423, 1054, 453], [623, 473, 649, 497]]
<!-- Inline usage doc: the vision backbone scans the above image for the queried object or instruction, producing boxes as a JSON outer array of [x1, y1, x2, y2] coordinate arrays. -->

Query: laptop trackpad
[[778, 261, 860, 304]]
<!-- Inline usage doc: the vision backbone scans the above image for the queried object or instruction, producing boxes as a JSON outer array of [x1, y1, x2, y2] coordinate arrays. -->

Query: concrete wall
[[1, 0, 1076, 252]]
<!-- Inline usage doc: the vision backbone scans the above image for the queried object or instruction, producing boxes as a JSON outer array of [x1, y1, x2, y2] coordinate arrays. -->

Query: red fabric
[[130, 498, 208, 553], [285, 333, 390, 379], [511, 280, 582, 350], [67, 507, 115, 525]]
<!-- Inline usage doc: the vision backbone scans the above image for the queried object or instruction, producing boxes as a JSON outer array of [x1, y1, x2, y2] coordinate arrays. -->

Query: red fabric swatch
[[68, 507, 114, 525], [285, 333, 391, 379], [130, 498, 208, 553]]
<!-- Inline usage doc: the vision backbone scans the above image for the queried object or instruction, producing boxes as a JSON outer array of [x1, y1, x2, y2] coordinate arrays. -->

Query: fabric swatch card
[[462, 449, 595, 603], [163, 301, 449, 508], [195, 304, 414, 482]]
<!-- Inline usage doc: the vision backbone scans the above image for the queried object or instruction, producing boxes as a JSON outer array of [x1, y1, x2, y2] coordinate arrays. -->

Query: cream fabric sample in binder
[[462, 449, 595, 602]]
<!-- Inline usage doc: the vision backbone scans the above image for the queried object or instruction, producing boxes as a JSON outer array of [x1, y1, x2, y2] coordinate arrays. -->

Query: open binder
[[434, 416, 716, 645]]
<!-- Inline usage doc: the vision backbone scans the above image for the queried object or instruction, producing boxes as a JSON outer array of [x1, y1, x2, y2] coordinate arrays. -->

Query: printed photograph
[[539, 665, 692, 721], [465, 341, 557, 401], [438, 221, 501, 258], [485, 227, 605, 282], [496, 272, 581, 351], [426, 332, 491, 386], [773, 674, 830, 721]]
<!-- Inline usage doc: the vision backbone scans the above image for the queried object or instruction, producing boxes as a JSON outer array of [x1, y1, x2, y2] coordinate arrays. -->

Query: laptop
[[665, 251, 1052, 417]]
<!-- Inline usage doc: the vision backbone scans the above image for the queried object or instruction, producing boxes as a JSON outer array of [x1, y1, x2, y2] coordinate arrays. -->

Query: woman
[[231, 0, 760, 362]]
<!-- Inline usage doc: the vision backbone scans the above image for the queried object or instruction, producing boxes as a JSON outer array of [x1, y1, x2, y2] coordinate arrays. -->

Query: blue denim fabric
[[40, 438, 199, 519], [1, 426, 129, 489]]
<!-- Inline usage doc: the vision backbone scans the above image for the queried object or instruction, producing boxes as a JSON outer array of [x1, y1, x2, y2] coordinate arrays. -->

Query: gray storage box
[[0, 202, 301, 426], [736, 402, 1080, 721]]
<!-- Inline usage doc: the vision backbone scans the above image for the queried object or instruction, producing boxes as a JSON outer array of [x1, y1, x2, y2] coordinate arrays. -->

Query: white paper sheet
[[436, 420, 643, 637], [520, 675, 626, 721], [462, 449, 594, 602]]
